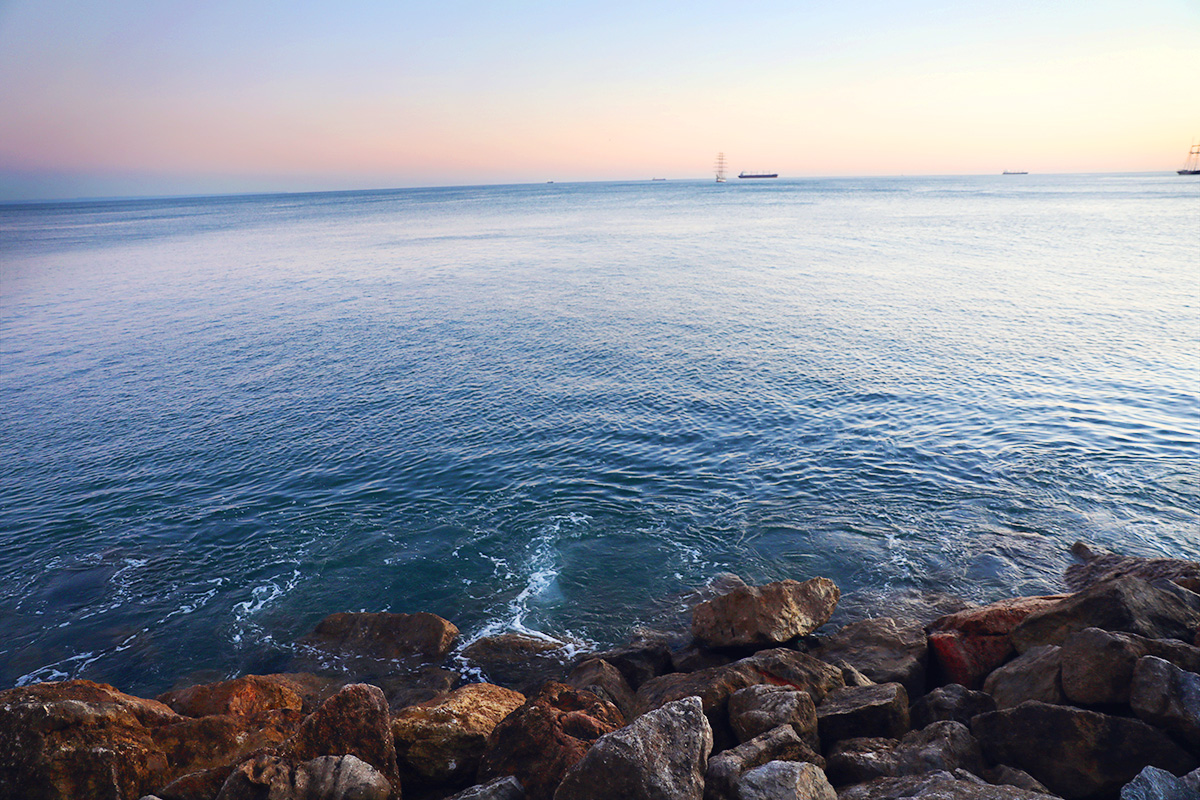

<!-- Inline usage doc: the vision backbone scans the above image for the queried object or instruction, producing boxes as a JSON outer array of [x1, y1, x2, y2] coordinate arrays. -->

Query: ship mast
[[715, 152, 727, 183]]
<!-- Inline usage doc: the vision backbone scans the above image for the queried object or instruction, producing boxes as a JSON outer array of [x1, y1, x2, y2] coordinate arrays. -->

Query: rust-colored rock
[[927, 595, 1068, 688], [214, 752, 392, 800], [157, 674, 322, 717], [692, 577, 840, 649], [478, 682, 623, 800], [299, 611, 459, 666], [392, 682, 526, 794], [564, 658, 635, 721]]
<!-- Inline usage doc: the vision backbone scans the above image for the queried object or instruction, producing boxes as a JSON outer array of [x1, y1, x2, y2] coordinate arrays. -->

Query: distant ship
[[1178, 141, 1200, 175], [715, 153, 727, 183], [1002, 170, 1028, 175], [738, 171, 778, 179]]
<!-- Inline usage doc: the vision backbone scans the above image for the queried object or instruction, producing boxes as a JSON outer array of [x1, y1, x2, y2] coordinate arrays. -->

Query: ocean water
[[1, 174, 1197, 696]]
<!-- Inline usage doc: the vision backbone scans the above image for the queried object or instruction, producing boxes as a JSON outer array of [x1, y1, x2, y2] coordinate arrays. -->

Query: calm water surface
[[1, 174, 1197, 695]]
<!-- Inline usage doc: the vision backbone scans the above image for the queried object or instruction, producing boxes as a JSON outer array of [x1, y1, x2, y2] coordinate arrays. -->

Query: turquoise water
[[1, 174, 1197, 696]]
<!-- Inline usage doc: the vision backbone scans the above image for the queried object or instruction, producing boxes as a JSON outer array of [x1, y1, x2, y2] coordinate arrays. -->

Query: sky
[[0, 0, 1197, 200]]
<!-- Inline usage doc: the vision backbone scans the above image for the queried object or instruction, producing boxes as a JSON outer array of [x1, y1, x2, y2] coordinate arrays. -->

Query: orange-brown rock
[[478, 681, 623, 800], [157, 674, 331, 718], [692, 577, 840, 649], [927, 595, 1068, 688], [300, 611, 459, 665], [392, 682, 526, 794]]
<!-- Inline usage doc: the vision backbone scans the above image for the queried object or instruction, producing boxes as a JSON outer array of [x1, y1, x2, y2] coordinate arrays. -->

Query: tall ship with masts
[[715, 153, 727, 183], [1178, 141, 1200, 175]]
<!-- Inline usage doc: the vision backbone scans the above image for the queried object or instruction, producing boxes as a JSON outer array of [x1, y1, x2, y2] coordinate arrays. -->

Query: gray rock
[[837, 770, 1062, 800], [909, 684, 996, 729], [737, 760, 837, 800], [982, 645, 1064, 709], [825, 721, 984, 786], [1066, 542, 1200, 593], [1130, 655, 1200, 750], [691, 577, 840, 649], [1061, 627, 1200, 706], [834, 661, 876, 688], [986, 765, 1053, 795], [705, 725, 823, 800], [1186, 769, 1200, 792], [1120, 766, 1200, 800], [215, 754, 392, 800], [812, 618, 928, 698], [447, 776, 527, 800], [553, 695, 712, 800], [816, 682, 909, 747], [728, 684, 818, 747]]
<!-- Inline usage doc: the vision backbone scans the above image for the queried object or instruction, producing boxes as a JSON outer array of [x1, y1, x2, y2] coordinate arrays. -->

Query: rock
[[392, 682, 526, 794], [705, 725, 824, 800], [1130, 655, 1200, 750], [985, 765, 1054, 795], [375, 664, 462, 712], [1010, 577, 1200, 653], [927, 596, 1069, 688], [478, 682, 623, 800], [971, 700, 1199, 799], [825, 721, 984, 787], [157, 674, 325, 717], [1119, 766, 1200, 800], [463, 634, 574, 692], [672, 642, 737, 674], [1066, 542, 1200, 593], [297, 611, 459, 672], [743, 649, 847, 705], [553, 695, 713, 800], [276, 683, 400, 793], [812, 618, 928, 698], [1061, 627, 1200, 706], [737, 760, 837, 800], [593, 632, 675, 690], [214, 753, 391, 800], [909, 684, 996, 729], [1186, 768, 1200, 792], [447, 776, 527, 800], [816, 683, 909, 747], [691, 578, 840, 649], [982, 645, 1064, 710], [564, 658, 636, 721], [728, 684, 818, 747], [837, 769, 1062, 800], [833, 662, 875, 688]]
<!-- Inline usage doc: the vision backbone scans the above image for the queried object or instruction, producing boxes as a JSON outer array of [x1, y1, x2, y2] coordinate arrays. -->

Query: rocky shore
[[2, 541, 1199, 800]]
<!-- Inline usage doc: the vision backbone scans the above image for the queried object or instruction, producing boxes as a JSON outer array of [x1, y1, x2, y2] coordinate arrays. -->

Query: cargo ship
[[738, 171, 778, 179]]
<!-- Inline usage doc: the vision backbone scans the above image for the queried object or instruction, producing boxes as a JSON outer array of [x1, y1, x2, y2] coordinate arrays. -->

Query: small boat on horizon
[[1002, 170, 1028, 175], [738, 171, 778, 179], [1178, 141, 1200, 175]]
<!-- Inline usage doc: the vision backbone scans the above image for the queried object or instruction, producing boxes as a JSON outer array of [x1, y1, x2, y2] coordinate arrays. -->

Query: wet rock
[[214, 753, 391, 800], [478, 682, 623, 800], [728, 684, 818, 747], [812, 618, 928, 698], [553, 695, 712, 800], [1010, 577, 1200, 653], [463, 634, 574, 693], [816, 683, 910, 747], [705, 725, 824, 800], [738, 760, 837, 800], [157, 673, 336, 717], [927, 596, 1069, 688], [593, 632, 675, 690], [564, 658, 636, 721], [1066, 542, 1200, 593], [825, 721, 984, 787], [909, 684, 996, 729], [376, 664, 461, 712], [298, 611, 459, 670], [447, 776, 526, 800], [692, 578, 840, 649], [1119, 766, 1200, 800], [392, 682, 526, 794], [971, 700, 1199, 799], [982, 645, 1064, 710], [837, 769, 1062, 800], [1061, 627, 1200, 706], [1130, 655, 1200, 750]]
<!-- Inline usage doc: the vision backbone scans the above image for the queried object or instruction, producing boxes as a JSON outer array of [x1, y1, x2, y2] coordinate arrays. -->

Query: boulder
[[564, 658, 636, 721], [392, 682, 526, 794], [375, 665, 462, 712], [812, 618, 928, 698], [1010, 577, 1200, 653], [927, 596, 1068, 688], [825, 721, 984, 787], [1130, 656, 1200, 750], [737, 760, 837, 800], [213, 753, 391, 800], [1186, 768, 1200, 792], [1061, 627, 1200, 706], [728, 684, 818, 747], [982, 645, 1064, 710], [691, 578, 840, 649], [1119, 766, 1200, 800], [593, 633, 675, 690], [1066, 542, 1200, 593], [909, 684, 996, 729], [837, 769, 1062, 800], [971, 700, 1198, 799], [816, 683, 909, 747], [463, 634, 574, 692], [298, 611, 459, 669], [985, 766, 1054, 795], [672, 642, 737, 674], [446, 776, 526, 800], [478, 682, 623, 800], [157, 674, 315, 717], [705, 725, 824, 800], [553, 695, 712, 800]]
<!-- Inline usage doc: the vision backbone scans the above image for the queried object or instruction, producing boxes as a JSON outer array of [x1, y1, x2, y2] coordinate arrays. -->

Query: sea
[[1, 174, 1197, 697]]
